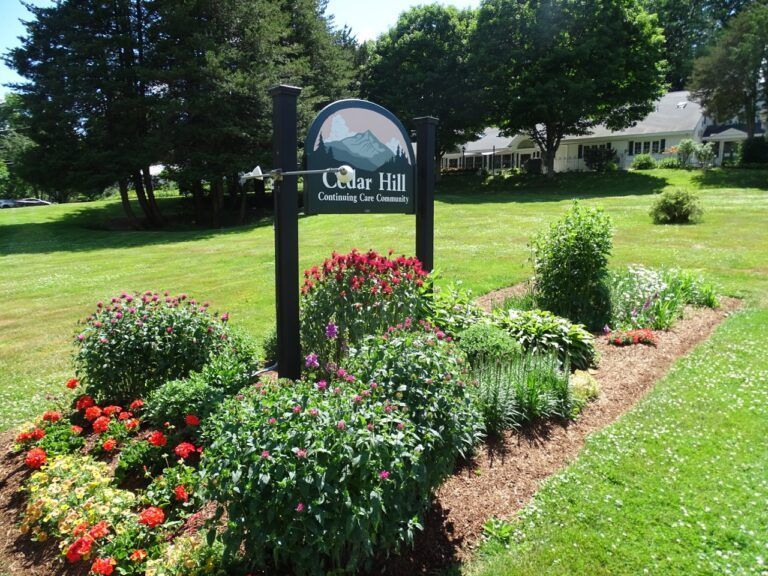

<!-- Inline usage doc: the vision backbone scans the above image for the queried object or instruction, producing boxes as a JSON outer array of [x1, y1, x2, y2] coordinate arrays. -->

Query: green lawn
[[1, 168, 767, 433], [469, 308, 768, 576]]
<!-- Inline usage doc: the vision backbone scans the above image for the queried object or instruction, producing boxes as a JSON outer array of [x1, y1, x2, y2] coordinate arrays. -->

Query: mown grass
[[0, 168, 766, 431], [468, 308, 768, 576]]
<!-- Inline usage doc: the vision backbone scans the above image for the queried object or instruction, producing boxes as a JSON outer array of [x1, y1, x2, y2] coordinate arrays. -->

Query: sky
[[0, 0, 481, 97]]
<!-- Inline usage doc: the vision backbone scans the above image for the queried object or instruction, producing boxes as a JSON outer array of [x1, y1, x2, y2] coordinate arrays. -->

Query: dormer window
[[676, 101, 688, 109]]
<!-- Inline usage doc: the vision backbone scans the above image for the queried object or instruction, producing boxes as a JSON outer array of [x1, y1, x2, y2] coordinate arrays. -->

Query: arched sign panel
[[304, 99, 416, 215]]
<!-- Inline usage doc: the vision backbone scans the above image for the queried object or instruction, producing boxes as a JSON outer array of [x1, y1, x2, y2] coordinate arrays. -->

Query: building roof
[[562, 91, 702, 141], [703, 123, 764, 140], [462, 128, 516, 153]]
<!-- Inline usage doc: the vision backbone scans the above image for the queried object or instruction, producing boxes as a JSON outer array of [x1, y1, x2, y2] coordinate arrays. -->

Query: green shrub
[[631, 153, 656, 170], [650, 188, 703, 224], [261, 325, 278, 364], [426, 283, 487, 337], [739, 137, 768, 165], [525, 158, 542, 175], [583, 147, 618, 172], [695, 142, 716, 168], [677, 138, 696, 167], [458, 323, 521, 367], [145, 346, 258, 427], [74, 292, 234, 403], [202, 324, 481, 575], [657, 157, 681, 169], [530, 202, 613, 330], [36, 420, 85, 457], [300, 250, 429, 369], [472, 353, 575, 434], [492, 309, 596, 370], [663, 268, 719, 308]]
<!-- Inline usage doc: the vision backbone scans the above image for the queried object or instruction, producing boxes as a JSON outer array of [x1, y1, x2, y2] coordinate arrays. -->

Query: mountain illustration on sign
[[316, 129, 411, 172]]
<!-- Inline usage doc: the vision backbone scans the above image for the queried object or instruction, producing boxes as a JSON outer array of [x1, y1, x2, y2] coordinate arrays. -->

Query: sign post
[[415, 117, 438, 272], [270, 85, 302, 380]]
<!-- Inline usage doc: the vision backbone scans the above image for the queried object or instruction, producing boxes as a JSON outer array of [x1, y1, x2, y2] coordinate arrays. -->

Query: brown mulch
[[0, 297, 741, 576], [474, 281, 532, 311]]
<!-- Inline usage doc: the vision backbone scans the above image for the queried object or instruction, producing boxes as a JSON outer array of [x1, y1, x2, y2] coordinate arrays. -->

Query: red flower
[[129, 549, 147, 562], [185, 414, 200, 427], [91, 557, 116, 575], [25, 447, 46, 469], [174, 442, 196, 459], [84, 406, 103, 422], [138, 506, 165, 528], [174, 484, 189, 502], [88, 521, 110, 540], [92, 416, 111, 434], [129, 399, 144, 411], [71, 425, 83, 435], [73, 522, 89, 537], [102, 438, 118, 452], [76, 395, 95, 411], [118, 411, 133, 421], [147, 431, 166, 447], [66, 378, 79, 389], [32, 427, 45, 440], [65, 535, 93, 563], [102, 405, 122, 416], [42, 410, 61, 423], [124, 418, 140, 431]]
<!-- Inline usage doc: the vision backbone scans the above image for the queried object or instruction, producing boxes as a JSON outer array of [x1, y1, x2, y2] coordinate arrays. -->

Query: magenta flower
[[77, 334, 85, 341], [296, 449, 307, 458], [325, 322, 338, 339], [221, 312, 229, 322], [315, 380, 327, 391], [268, 417, 277, 425], [379, 470, 390, 480], [292, 405, 302, 414], [336, 420, 346, 430], [305, 353, 319, 368], [353, 395, 362, 404], [261, 450, 270, 458], [296, 502, 305, 513]]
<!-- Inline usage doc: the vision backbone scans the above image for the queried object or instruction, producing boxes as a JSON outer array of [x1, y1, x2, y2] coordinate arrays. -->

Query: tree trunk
[[543, 149, 556, 178], [132, 171, 159, 227], [118, 179, 141, 229], [211, 177, 224, 228], [253, 178, 266, 215], [238, 181, 249, 225], [191, 180, 206, 226], [142, 166, 164, 225]]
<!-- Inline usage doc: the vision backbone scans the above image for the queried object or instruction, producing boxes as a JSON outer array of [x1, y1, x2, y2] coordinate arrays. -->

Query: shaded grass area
[[468, 308, 768, 576], [0, 168, 767, 430]]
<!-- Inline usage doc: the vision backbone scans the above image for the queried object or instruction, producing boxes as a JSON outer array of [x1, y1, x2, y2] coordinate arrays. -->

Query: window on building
[[578, 145, 583, 159], [628, 141, 634, 156], [634, 142, 642, 155], [643, 141, 650, 154], [652, 141, 659, 154], [660, 139, 666, 152]]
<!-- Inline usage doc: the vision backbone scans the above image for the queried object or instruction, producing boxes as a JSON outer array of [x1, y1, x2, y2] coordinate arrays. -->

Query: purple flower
[[296, 502, 304, 513], [603, 324, 611, 334], [305, 353, 320, 369], [315, 380, 327, 391], [325, 322, 338, 339]]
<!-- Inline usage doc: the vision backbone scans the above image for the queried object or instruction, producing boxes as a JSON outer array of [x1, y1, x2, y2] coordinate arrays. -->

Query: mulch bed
[[0, 297, 741, 576]]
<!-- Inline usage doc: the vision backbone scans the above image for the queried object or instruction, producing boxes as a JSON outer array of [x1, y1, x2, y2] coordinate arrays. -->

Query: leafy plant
[[33, 420, 84, 458], [530, 202, 613, 329], [426, 282, 487, 337], [739, 137, 768, 165], [584, 147, 618, 172], [650, 188, 703, 224], [676, 139, 696, 167], [609, 328, 658, 346], [657, 157, 681, 169], [458, 322, 521, 367], [631, 153, 656, 170], [493, 309, 597, 370], [143, 534, 225, 576], [472, 352, 576, 434], [202, 323, 481, 575], [570, 370, 600, 404], [300, 250, 430, 368], [74, 292, 235, 403], [695, 142, 716, 168]]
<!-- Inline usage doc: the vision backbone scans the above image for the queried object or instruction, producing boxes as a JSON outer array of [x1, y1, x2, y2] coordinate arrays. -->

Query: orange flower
[[137, 506, 165, 529], [129, 549, 147, 562], [66, 377, 79, 389], [102, 438, 118, 452], [84, 406, 102, 421], [91, 556, 116, 575]]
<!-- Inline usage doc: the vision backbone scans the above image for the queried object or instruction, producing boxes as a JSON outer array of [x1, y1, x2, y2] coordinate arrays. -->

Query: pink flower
[[292, 405, 302, 414], [268, 417, 277, 425], [336, 420, 346, 430], [315, 380, 327, 391], [221, 313, 229, 322], [166, 326, 173, 334], [261, 450, 270, 459], [296, 449, 307, 458], [353, 395, 362, 404], [379, 470, 390, 480], [295, 502, 305, 513], [309, 408, 319, 417]]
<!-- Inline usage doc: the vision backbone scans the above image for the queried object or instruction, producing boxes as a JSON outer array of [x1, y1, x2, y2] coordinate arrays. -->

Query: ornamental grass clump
[[300, 250, 429, 368], [74, 291, 243, 404], [201, 322, 481, 575], [530, 202, 613, 330]]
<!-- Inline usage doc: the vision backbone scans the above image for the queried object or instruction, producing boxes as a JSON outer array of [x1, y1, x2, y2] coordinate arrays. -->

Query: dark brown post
[[270, 85, 302, 380], [415, 116, 438, 271]]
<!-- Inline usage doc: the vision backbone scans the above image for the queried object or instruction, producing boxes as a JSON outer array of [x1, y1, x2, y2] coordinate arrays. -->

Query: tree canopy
[[361, 4, 485, 157], [471, 0, 668, 176], [690, 2, 768, 138]]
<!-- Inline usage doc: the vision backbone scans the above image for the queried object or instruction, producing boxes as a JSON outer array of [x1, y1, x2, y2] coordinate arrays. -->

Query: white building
[[442, 91, 764, 172]]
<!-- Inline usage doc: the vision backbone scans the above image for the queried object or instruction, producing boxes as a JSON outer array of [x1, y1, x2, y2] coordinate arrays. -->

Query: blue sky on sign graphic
[[0, 0, 480, 97]]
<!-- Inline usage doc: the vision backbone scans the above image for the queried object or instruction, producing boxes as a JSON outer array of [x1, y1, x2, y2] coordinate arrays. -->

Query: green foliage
[[530, 202, 613, 329], [695, 142, 716, 168], [36, 421, 85, 457], [631, 153, 657, 170], [657, 156, 681, 169], [361, 4, 483, 156], [609, 265, 718, 330], [74, 292, 234, 404], [524, 158, 543, 175], [300, 250, 429, 369], [676, 139, 697, 168], [690, 3, 768, 139], [472, 353, 576, 435], [458, 323, 521, 367], [143, 534, 226, 576], [570, 370, 600, 404], [145, 347, 257, 427], [493, 309, 597, 371], [471, 0, 667, 174], [426, 283, 487, 337], [115, 438, 165, 484], [739, 137, 768, 165], [202, 324, 481, 575], [583, 147, 618, 172], [650, 187, 703, 224]]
